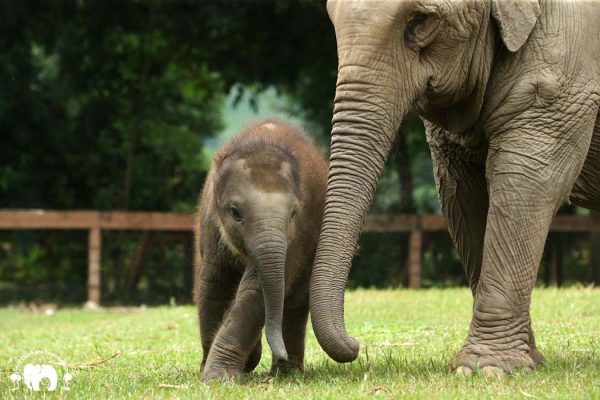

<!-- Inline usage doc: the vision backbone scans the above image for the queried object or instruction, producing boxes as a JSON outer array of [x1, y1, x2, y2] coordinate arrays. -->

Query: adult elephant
[[310, 0, 600, 374]]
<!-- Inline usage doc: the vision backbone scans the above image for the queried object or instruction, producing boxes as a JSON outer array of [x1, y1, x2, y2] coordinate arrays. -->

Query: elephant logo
[[9, 350, 73, 392]]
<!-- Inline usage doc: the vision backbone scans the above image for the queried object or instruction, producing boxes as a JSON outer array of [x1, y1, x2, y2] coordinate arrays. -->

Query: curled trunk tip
[[317, 327, 359, 363], [310, 276, 360, 363]]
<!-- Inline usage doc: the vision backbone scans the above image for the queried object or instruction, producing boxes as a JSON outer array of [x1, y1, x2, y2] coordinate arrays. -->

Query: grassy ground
[[1, 288, 599, 399]]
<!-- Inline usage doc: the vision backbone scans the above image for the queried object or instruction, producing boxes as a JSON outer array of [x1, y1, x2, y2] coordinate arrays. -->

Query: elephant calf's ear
[[491, 0, 540, 52]]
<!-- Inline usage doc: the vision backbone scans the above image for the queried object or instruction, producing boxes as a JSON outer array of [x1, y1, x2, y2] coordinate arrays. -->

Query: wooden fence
[[1, 210, 599, 305]]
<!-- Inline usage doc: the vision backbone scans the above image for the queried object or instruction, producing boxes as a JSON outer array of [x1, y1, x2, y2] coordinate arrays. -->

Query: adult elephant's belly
[[571, 122, 600, 210]]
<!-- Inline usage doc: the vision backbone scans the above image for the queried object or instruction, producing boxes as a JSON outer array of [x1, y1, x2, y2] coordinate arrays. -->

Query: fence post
[[88, 227, 101, 305], [408, 229, 422, 289]]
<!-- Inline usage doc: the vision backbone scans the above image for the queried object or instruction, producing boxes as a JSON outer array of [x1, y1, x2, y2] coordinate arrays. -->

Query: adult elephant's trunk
[[249, 222, 288, 364], [310, 63, 408, 362]]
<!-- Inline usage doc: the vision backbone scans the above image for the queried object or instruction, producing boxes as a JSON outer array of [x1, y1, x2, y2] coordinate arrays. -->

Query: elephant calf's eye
[[229, 205, 243, 222]]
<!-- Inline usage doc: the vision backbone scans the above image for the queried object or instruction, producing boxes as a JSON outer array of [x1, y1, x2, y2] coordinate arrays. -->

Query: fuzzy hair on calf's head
[[212, 119, 308, 200]]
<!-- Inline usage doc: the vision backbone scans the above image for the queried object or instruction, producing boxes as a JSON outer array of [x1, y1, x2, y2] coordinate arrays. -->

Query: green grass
[[1, 288, 599, 399]]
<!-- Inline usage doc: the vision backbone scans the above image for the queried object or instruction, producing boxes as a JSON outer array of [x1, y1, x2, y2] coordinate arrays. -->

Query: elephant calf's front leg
[[197, 263, 240, 371], [201, 269, 265, 382]]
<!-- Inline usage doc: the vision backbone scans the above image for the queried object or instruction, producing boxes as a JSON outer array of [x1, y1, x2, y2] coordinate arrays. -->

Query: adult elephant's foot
[[452, 290, 543, 374], [528, 326, 545, 367], [451, 343, 536, 374], [455, 365, 505, 378]]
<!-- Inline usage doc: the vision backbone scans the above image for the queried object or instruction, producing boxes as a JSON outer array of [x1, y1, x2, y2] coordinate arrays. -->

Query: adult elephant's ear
[[491, 0, 540, 52]]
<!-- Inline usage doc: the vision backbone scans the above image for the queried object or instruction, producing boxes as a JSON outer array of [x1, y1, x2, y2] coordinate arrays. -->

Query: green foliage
[[350, 234, 408, 289], [0, 231, 88, 304], [0, 0, 340, 209], [421, 234, 465, 288], [101, 232, 193, 305], [0, 0, 224, 211]]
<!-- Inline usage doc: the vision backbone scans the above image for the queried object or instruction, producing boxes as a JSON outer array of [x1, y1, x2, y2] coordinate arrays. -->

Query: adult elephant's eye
[[405, 13, 429, 40], [229, 205, 243, 222], [410, 12, 429, 26], [404, 11, 440, 49]]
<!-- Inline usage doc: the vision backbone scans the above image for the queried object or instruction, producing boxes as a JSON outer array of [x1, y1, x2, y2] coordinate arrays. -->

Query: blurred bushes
[[0, 231, 87, 304]]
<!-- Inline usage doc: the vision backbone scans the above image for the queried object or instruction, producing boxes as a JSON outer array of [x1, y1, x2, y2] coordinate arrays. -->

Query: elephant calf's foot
[[451, 343, 536, 374], [200, 364, 244, 383], [201, 350, 246, 382], [269, 356, 304, 376], [244, 342, 262, 373]]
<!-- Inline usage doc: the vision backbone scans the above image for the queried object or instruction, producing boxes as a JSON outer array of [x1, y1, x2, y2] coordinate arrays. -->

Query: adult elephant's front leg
[[427, 127, 545, 368], [453, 105, 597, 374]]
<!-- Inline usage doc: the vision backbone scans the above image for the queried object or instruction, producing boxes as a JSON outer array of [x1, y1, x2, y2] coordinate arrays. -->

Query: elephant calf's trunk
[[253, 238, 289, 364], [265, 315, 287, 363]]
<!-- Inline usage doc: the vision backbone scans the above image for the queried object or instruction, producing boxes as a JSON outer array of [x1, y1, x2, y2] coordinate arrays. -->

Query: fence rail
[[1, 210, 599, 304]]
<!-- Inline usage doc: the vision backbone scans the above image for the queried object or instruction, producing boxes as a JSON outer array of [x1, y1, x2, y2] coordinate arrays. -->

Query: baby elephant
[[194, 119, 328, 381]]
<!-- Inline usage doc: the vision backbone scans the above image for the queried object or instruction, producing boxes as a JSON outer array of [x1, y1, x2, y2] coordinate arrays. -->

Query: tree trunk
[[127, 231, 153, 292]]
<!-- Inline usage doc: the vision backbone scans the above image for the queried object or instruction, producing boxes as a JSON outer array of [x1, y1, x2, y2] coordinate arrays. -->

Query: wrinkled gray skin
[[311, 0, 600, 375], [195, 119, 328, 381]]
